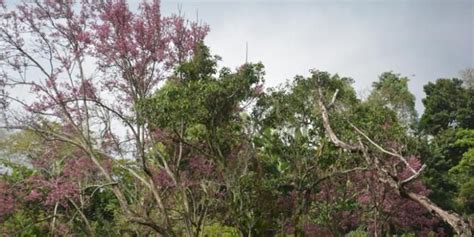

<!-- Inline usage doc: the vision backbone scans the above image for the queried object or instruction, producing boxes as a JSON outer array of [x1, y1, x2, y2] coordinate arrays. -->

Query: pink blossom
[[25, 190, 43, 202], [44, 179, 79, 206], [75, 31, 91, 44], [63, 155, 97, 180], [188, 155, 214, 176], [0, 181, 15, 220], [152, 168, 175, 188]]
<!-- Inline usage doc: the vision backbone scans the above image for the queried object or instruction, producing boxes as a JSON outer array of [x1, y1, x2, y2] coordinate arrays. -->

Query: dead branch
[[315, 87, 472, 236]]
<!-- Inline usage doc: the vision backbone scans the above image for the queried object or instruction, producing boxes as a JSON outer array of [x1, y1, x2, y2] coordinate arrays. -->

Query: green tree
[[368, 72, 417, 127], [417, 77, 474, 234], [449, 129, 474, 214], [139, 43, 267, 236], [252, 71, 360, 236], [420, 78, 474, 135]]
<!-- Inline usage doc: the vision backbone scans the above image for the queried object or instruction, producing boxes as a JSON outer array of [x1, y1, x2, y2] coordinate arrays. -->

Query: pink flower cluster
[[93, 0, 209, 103], [188, 155, 214, 176], [152, 168, 175, 188], [25, 175, 79, 207], [0, 181, 15, 221]]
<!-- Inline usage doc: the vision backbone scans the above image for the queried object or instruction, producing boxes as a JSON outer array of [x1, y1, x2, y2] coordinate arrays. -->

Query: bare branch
[[401, 164, 427, 185], [327, 88, 339, 108], [316, 87, 472, 236], [348, 122, 417, 174], [317, 87, 361, 151]]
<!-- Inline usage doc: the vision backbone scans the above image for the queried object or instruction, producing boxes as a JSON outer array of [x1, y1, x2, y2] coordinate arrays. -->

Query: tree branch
[[316, 87, 361, 151], [315, 87, 472, 236]]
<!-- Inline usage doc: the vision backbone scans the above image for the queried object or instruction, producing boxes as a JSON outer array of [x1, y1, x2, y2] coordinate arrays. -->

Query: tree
[[138, 44, 265, 236], [252, 71, 449, 236], [449, 129, 474, 214], [368, 72, 418, 127], [252, 71, 360, 236], [0, 129, 108, 236], [420, 78, 474, 135], [0, 1, 471, 236], [0, 0, 208, 236], [419, 76, 474, 230], [313, 71, 471, 236]]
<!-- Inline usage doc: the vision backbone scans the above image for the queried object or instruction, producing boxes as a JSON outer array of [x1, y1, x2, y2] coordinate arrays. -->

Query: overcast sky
[[4, 0, 473, 113], [160, 0, 473, 113]]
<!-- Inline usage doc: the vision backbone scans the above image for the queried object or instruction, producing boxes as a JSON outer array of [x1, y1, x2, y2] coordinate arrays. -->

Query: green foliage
[[346, 228, 369, 237], [1, 41, 469, 235], [351, 101, 407, 145], [139, 44, 264, 131], [254, 70, 357, 129], [1, 210, 50, 236], [3, 0, 471, 235], [418, 77, 474, 218], [85, 189, 122, 236], [421, 128, 464, 212], [252, 71, 364, 235], [449, 129, 474, 214], [420, 78, 474, 135], [202, 223, 240, 237], [368, 72, 417, 126]]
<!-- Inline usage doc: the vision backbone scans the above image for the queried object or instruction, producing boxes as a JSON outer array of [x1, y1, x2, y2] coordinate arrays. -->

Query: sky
[[159, 0, 473, 113], [2, 0, 473, 113]]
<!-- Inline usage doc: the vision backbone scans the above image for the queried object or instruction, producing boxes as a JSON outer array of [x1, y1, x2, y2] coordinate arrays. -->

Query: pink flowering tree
[[0, 130, 105, 235], [0, 0, 208, 236]]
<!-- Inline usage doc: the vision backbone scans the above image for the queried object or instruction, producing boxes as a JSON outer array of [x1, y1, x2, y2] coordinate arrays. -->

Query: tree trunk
[[403, 190, 472, 237]]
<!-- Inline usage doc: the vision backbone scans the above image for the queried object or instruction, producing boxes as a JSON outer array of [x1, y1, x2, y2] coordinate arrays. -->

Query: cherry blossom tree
[[0, 0, 208, 235]]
